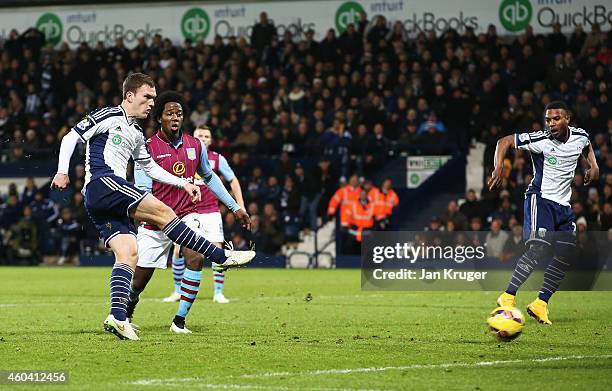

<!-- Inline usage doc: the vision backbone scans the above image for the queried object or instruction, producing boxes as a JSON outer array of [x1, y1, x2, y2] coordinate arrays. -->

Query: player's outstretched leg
[[497, 242, 549, 307], [212, 264, 229, 304], [133, 196, 255, 267]]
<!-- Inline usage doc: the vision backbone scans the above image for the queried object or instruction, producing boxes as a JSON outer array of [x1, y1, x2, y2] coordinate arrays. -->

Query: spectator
[[189, 101, 209, 128], [501, 224, 524, 262], [250, 12, 277, 54], [0, 194, 22, 229], [460, 189, 483, 220], [442, 200, 468, 230], [261, 202, 284, 253], [485, 218, 509, 259], [57, 208, 80, 265], [7, 205, 39, 264], [20, 177, 38, 205]]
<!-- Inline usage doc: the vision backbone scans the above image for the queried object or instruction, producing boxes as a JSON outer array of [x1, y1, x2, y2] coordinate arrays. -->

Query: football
[[487, 306, 525, 342]]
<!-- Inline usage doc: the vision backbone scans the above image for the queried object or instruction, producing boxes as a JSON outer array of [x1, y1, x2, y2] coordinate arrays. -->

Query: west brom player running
[[127, 92, 247, 333], [488, 101, 599, 324], [164, 125, 245, 305], [51, 74, 254, 340]]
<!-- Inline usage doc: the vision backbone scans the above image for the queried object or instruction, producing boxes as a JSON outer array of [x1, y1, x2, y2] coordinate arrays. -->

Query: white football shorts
[[137, 212, 224, 269]]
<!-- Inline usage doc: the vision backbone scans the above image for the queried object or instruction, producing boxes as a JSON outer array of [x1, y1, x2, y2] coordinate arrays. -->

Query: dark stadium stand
[[0, 18, 610, 264]]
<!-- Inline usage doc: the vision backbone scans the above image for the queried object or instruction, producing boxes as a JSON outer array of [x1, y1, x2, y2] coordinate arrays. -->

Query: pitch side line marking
[[129, 355, 612, 387], [129, 380, 383, 391], [238, 354, 612, 379]]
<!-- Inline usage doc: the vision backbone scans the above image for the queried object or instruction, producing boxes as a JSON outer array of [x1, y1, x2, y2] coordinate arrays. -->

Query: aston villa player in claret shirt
[[127, 91, 251, 334]]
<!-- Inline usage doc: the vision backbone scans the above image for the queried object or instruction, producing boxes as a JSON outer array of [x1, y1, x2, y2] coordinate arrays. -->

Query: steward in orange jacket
[[327, 175, 361, 216], [380, 179, 399, 217], [340, 190, 385, 242]]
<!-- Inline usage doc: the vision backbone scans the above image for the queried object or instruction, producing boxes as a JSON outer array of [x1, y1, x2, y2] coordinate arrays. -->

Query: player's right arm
[[488, 131, 548, 190], [51, 114, 99, 191], [487, 134, 515, 191]]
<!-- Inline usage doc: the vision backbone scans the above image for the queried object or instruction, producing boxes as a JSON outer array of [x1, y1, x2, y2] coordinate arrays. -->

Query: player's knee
[[526, 241, 550, 260], [113, 244, 138, 266], [148, 200, 176, 228]]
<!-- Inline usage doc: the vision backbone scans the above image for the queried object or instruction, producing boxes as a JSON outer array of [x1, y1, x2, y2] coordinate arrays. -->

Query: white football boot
[[213, 293, 230, 304], [162, 291, 181, 302], [169, 322, 192, 334], [103, 314, 140, 341], [218, 241, 255, 268]]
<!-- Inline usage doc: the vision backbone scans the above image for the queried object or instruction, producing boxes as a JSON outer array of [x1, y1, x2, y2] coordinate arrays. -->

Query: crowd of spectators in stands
[[0, 10, 610, 261]]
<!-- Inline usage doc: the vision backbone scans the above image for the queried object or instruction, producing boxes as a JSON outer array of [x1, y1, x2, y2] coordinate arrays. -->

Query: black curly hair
[[152, 90, 186, 122]]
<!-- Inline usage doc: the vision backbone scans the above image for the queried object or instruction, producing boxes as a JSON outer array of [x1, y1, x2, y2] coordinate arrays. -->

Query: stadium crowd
[[0, 11, 611, 262]]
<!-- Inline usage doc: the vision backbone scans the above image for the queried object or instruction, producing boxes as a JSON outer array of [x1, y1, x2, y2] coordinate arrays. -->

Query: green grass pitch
[[0, 267, 611, 390]]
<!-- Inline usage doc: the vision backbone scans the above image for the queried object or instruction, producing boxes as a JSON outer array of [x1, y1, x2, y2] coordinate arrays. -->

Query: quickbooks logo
[[182, 8, 210, 41], [36, 13, 63, 46], [499, 0, 532, 32], [335, 1, 364, 34], [547, 156, 557, 165]]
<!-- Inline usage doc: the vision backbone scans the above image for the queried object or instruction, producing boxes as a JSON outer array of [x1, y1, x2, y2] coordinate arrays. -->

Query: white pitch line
[[129, 380, 383, 391], [238, 354, 612, 379], [129, 355, 612, 388]]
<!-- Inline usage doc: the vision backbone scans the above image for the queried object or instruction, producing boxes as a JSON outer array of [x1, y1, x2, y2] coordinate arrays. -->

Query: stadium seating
[[0, 21, 610, 264]]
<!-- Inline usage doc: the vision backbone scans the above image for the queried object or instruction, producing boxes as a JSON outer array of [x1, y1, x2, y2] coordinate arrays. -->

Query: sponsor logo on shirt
[[112, 135, 122, 145], [156, 154, 172, 159], [547, 156, 557, 165], [173, 161, 186, 175]]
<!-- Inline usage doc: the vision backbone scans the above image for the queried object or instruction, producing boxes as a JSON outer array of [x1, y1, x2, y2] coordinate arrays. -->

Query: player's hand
[[234, 208, 252, 231], [584, 166, 599, 185], [183, 183, 201, 203], [50, 173, 70, 191], [487, 167, 503, 191]]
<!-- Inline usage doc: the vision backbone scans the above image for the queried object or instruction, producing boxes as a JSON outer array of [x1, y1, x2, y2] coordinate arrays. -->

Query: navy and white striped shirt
[[72, 105, 151, 188], [515, 126, 590, 206]]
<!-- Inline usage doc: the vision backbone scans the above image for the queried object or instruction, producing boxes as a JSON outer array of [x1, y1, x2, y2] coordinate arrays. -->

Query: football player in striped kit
[[51, 76, 254, 340], [489, 101, 599, 325]]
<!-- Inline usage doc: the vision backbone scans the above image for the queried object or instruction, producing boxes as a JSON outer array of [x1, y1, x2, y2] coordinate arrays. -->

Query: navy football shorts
[[523, 193, 576, 251], [84, 175, 148, 247]]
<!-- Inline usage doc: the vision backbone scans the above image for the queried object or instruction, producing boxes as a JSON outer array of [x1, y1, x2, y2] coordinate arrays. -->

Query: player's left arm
[[582, 143, 599, 185], [218, 154, 245, 210], [197, 141, 251, 230]]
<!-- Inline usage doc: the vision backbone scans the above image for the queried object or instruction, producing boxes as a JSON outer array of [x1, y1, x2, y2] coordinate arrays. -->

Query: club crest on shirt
[[186, 148, 196, 160], [538, 228, 547, 238], [209, 159, 216, 170]]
